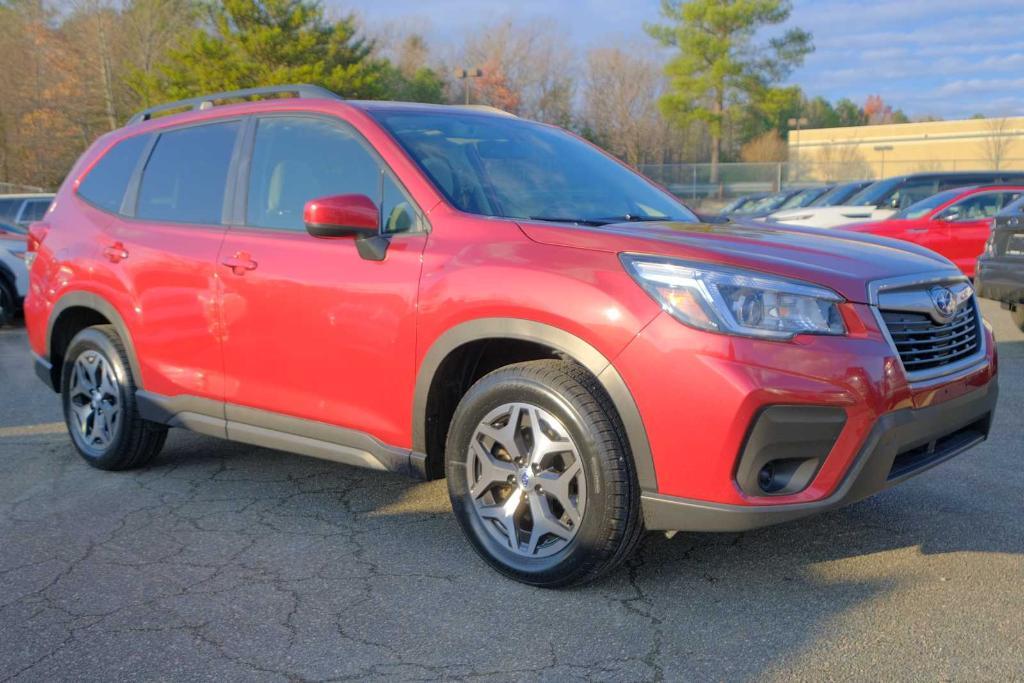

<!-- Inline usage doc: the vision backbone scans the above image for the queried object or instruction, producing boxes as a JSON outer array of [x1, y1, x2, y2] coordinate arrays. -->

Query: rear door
[[217, 114, 426, 448], [108, 119, 241, 403]]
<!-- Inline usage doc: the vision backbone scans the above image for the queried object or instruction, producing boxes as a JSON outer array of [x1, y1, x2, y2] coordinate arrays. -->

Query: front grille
[[881, 302, 980, 372]]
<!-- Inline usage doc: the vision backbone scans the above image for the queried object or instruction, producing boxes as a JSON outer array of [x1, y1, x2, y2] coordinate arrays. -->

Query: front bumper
[[976, 256, 1024, 306], [641, 380, 997, 531]]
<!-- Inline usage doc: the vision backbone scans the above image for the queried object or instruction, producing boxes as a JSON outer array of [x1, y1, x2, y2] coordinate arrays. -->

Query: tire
[[1013, 306, 1024, 333], [0, 277, 14, 327], [446, 360, 644, 587], [60, 325, 167, 470]]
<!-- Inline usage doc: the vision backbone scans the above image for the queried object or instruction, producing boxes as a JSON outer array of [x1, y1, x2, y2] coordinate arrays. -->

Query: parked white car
[[770, 172, 1024, 228], [0, 222, 29, 325]]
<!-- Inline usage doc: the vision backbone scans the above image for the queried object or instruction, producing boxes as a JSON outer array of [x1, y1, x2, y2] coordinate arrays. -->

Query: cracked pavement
[[1, 299, 1022, 681]]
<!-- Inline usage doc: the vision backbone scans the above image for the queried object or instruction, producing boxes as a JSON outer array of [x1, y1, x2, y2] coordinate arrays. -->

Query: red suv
[[25, 86, 998, 586], [842, 185, 1024, 277]]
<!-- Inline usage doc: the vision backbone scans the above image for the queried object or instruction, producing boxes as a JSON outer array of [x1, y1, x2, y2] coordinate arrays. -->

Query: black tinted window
[[247, 117, 383, 231], [137, 122, 239, 224], [79, 134, 150, 213]]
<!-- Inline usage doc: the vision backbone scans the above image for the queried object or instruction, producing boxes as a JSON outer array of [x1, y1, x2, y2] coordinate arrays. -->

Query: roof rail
[[127, 84, 341, 125]]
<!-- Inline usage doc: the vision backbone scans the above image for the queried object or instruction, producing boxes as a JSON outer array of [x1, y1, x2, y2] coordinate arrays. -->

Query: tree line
[[0, 0, 913, 190]]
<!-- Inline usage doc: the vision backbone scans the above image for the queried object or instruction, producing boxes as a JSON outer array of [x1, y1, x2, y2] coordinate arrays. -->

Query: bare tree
[[814, 140, 870, 182], [582, 47, 666, 166], [980, 117, 1017, 170], [461, 19, 574, 124]]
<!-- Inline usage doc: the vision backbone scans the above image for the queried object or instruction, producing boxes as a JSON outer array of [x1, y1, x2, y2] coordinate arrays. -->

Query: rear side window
[[137, 121, 239, 225], [78, 134, 150, 213]]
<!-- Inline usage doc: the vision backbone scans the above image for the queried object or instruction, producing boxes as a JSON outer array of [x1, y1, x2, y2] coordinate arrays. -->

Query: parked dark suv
[[977, 195, 1024, 330], [24, 86, 999, 586]]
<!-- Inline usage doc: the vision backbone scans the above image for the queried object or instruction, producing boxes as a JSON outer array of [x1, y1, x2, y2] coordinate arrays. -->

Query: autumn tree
[[740, 131, 787, 162], [462, 19, 574, 124], [646, 0, 812, 182]]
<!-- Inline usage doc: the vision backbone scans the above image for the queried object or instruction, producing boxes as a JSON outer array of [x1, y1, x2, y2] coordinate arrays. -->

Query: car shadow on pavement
[[2, 328, 1022, 680], [6, 416, 1020, 681]]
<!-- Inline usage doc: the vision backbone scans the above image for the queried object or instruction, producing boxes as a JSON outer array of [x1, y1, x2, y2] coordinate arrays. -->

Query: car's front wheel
[[61, 325, 168, 470], [446, 360, 643, 587]]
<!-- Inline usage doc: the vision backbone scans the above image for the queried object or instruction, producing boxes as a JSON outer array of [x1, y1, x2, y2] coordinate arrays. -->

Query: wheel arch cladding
[[46, 292, 143, 392], [412, 318, 657, 491]]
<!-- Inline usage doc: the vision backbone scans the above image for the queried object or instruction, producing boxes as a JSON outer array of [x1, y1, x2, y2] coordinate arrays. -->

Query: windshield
[[999, 196, 1024, 216], [847, 178, 902, 206], [371, 111, 698, 225], [812, 182, 866, 207], [778, 187, 826, 210], [893, 189, 963, 219]]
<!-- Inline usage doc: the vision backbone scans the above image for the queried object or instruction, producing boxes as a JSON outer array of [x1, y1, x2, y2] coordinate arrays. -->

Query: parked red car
[[842, 186, 1024, 277], [24, 86, 998, 586]]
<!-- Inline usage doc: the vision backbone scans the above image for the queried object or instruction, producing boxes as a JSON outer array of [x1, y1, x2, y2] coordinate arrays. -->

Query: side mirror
[[304, 194, 389, 261], [304, 194, 379, 238]]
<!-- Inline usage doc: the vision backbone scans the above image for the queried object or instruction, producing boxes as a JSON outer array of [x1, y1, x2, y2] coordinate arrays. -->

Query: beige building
[[788, 116, 1024, 181]]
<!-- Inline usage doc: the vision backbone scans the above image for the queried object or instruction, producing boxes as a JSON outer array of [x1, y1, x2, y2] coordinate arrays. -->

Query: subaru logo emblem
[[519, 471, 530, 490], [929, 286, 957, 320]]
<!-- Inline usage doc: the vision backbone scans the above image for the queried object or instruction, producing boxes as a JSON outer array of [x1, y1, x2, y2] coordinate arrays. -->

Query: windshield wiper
[[528, 214, 673, 226], [528, 216, 611, 226], [597, 214, 668, 223]]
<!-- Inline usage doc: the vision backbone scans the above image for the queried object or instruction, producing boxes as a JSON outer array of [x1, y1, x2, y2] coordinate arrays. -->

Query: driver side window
[[937, 193, 1002, 222], [246, 116, 421, 234]]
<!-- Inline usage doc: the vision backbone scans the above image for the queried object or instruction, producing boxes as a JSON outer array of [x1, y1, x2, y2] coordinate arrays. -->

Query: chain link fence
[[641, 159, 1024, 211]]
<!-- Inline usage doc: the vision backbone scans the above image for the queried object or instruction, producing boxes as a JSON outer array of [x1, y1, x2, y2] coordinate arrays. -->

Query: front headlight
[[621, 254, 846, 340]]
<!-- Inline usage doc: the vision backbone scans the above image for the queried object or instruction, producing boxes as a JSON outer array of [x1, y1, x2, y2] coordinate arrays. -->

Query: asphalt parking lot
[[1, 300, 1022, 682]]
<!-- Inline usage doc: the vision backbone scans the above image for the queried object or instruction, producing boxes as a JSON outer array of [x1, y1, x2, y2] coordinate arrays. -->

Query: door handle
[[103, 242, 129, 263], [221, 252, 258, 275], [906, 229, 927, 234]]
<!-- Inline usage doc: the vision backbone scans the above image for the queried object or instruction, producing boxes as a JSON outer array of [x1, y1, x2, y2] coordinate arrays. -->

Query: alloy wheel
[[68, 351, 121, 450], [466, 402, 586, 558]]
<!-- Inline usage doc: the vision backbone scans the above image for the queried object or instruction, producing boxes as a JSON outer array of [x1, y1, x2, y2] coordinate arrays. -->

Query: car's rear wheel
[[61, 325, 167, 470], [1012, 306, 1024, 332], [446, 360, 643, 587]]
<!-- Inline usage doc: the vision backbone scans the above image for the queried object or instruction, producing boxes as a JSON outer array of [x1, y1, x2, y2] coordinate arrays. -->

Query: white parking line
[[0, 422, 65, 437]]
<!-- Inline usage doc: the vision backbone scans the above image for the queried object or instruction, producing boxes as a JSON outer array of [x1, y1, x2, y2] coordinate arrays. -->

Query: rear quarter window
[[78, 134, 151, 213]]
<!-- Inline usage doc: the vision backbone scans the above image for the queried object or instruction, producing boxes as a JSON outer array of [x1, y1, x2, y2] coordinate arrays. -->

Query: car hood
[[769, 205, 897, 227], [839, 219, 918, 233], [518, 219, 956, 304]]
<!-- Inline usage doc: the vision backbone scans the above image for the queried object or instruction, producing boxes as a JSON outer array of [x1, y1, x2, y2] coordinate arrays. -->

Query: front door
[[936, 190, 1018, 276], [218, 114, 426, 448]]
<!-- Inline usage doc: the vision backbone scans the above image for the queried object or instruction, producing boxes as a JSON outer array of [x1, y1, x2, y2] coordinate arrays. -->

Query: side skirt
[[136, 390, 421, 477]]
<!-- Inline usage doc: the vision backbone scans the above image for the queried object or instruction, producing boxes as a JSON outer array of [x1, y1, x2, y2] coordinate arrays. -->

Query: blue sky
[[335, 0, 1024, 119]]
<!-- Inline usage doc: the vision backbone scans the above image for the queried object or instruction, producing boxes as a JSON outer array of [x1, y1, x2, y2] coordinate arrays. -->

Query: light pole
[[787, 117, 808, 183], [873, 144, 894, 179], [455, 67, 483, 105]]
